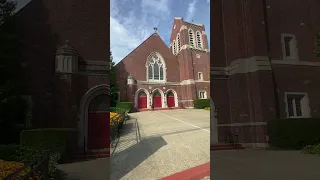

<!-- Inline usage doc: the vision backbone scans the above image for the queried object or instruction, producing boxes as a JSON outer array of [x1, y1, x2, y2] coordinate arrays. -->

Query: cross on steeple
[[153, 27, 158, 33]]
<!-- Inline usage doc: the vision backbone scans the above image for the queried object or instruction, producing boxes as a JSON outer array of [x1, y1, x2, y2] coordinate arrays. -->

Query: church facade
[[211, 0, 320, 148], [115, 17, 210, 111]]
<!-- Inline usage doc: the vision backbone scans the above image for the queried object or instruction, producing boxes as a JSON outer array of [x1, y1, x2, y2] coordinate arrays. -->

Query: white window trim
[[198, 72, 203, 80], [196, 31, 203, 49], [281, 33, 299, 61], [145, 52, 167, 83], [284, 92, 310, 118], [188, 29, 195, 48], [172, 40, 176, 55], [176, 33, 181, 53], [199, 90, 207, 99]]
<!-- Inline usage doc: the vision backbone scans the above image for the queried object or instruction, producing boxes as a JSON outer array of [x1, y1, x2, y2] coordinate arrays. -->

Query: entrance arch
[[138, 91, 147, 109], [79, 84, 109, 151], [165, 89, 178, 108], [151, 88, 164, 108], [134, 88, 150, 109]]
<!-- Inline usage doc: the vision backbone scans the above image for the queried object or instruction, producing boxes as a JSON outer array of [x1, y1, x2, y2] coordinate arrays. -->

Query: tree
[[110, 51, 119, 107], [0, 0, 29, 144], [0, 0, 17, 24]]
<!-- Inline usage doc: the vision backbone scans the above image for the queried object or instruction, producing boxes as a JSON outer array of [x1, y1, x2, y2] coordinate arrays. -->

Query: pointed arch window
[[146, 52, 165, 81], [196, 31, 202, 48], [177, 34, 181, 52], [189, 29, 195, 47], [173, 40, 176, 55]]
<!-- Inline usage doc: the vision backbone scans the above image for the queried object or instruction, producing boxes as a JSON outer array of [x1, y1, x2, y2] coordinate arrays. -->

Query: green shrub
[[20, 128, 76, 161], [116, 102, 134, 112], [193, 99, 210, 109], [303, 144, 320, 155], [0, 144, 60, 177], [267, 118, 320, 149], [204, 107, 210, 111]]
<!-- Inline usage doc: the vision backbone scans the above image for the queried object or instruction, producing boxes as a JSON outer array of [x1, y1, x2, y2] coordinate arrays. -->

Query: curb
[[160, 162, 210, 180]]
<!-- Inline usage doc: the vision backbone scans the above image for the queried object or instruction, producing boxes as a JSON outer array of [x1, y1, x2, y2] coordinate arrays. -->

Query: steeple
[[153, 27, 158, 34]]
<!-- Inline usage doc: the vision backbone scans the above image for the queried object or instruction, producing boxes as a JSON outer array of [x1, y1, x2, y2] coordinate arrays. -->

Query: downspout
[[262, 0, 280, 119]]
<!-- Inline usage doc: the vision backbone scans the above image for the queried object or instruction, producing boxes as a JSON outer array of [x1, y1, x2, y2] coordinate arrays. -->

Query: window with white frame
[[196, 31, 202, 48], [189, 29, 195, 47], [286, 93, 310, 117], [198, 72, 203, 80], [199, 91, 207, 99], [172, 40, 176, 55], [177, 34, 181, 52], [147, 52, 165, 81], [282, 34, 298, 60]]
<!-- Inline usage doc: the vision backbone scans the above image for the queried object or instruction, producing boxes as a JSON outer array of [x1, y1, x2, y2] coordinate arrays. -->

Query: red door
[[87, 112, 109, 149], [153, 96, 162, 108], [167, 96, 175, 107], [138, 96, 147, 109]]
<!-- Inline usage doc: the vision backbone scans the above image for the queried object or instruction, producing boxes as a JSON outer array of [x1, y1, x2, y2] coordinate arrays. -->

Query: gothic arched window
[[172, 40, 176, 55], [189, 29, 195, 47], [177, 34, 181, 52], [196, 31, 202, 48], [146, 52, 165, 81]]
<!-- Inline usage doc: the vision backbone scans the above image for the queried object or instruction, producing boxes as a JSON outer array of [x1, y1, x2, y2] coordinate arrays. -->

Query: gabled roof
[[115, 32, 171, 65]]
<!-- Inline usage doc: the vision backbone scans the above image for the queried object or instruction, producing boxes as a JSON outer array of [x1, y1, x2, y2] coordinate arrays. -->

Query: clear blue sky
[[111, 0, 210, 63]]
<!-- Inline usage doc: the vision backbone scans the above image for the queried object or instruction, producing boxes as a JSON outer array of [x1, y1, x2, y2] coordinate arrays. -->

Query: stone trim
[[217, 122, 267, 127], [271, 60, 320, 66], [137, 79, 209, 86], [211, 56, 272, 76], [179, 100, 194, 102]]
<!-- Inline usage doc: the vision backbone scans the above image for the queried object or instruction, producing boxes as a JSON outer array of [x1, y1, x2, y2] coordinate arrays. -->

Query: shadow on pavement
[[111, 118, 167, 180]]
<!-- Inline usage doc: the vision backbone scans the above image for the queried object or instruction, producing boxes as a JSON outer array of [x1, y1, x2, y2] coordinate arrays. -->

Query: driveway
[[211, 149, 320, 180], [111, 109, 210, 180]]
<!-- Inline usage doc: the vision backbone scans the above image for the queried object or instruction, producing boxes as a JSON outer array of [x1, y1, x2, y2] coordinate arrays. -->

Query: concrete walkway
[[211, 149, 320, 180], [111, 109, 210, 180]]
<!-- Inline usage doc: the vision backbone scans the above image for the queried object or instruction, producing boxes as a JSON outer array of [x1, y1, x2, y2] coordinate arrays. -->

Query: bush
[[20, 128, 76, 161], [204, 107, 210, 111], [116, 102, 134, 112], [267, 118, 320, 149], [303, 144, 320, 155], [193, 99, 210, 109], [0, 145, 60, 178]]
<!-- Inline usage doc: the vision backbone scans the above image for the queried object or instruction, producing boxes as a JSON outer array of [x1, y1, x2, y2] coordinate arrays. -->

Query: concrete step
[[65, 151, 110, 163], [210, 144, 245, 151]]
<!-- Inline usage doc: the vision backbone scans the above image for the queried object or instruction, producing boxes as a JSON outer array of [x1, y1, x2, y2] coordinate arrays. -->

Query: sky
[[111, 0, 211, 64]]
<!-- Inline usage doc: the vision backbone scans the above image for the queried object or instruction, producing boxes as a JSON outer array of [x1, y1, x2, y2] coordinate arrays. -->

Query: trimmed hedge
[[20, 128, 77, 160], [193, 99, 210, 109], [116, 102, 134, 112], [267, 118, 320, 149]]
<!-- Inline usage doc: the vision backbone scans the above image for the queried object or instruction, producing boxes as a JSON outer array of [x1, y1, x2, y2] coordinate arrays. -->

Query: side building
[[211, 0, 320, 148]]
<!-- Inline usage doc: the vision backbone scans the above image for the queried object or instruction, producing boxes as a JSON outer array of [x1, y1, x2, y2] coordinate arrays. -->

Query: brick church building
[[211, 0, 320, 148], [6, 0, 109, 152], [115, 17, 210, 111]]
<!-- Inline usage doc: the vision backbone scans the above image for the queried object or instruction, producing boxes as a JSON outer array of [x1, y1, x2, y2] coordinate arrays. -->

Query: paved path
[[211, 149, 320, 180], [111, 109, 210, 180]]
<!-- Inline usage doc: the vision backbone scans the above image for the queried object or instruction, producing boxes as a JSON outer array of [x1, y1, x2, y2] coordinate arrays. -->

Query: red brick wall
[[12, 0, 109, 128]]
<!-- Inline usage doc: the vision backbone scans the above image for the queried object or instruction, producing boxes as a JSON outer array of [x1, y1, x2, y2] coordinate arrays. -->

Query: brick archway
[[165, 89, 179, 108], [79, 84, 109, 152]]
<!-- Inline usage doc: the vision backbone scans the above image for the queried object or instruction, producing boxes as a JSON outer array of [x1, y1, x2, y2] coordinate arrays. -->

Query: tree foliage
[[110, 51, 119, 107], [0, 1, 28, 136]]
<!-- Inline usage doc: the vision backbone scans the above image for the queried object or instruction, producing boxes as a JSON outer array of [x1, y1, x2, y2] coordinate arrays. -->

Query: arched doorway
[[138, 91, 147, 109], [79, 84, 109, 152], [153, 90, 162, 108], [87, 94, 108, 149], [167, 91, 175, 107]]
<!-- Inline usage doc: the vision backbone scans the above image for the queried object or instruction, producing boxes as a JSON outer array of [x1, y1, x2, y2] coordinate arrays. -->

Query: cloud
[[186, 0, 198, 22], [110, 0, 170, 63]]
